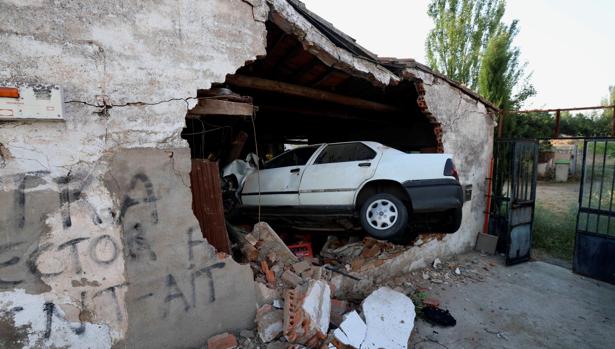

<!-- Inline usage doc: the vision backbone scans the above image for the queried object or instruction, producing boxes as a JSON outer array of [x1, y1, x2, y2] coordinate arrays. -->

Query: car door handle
[[358, 162, 371, 167], [290, 168, 300, 173]]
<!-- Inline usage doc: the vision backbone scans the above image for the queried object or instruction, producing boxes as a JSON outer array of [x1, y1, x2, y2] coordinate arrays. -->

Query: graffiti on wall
[[1, 165, 225, 342]]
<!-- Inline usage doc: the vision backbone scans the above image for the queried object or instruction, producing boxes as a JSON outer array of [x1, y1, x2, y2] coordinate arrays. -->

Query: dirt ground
[[408, 252, 615, 349], [536, 180, 579, 215]]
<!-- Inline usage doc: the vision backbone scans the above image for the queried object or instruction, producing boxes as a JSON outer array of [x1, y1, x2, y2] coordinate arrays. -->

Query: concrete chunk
[[281, 270, 303, 287], [292, 260, 312, 275], [360, 287, 415, 349], [302, 280, 331, 336], [256, 305, 284, 343], [253, 222, 299, 265], [333, 311, 367, 348], [255, 282, 280, 307]]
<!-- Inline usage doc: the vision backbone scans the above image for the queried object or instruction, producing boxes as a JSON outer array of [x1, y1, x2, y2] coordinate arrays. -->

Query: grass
[[533, 203, 577, 261]]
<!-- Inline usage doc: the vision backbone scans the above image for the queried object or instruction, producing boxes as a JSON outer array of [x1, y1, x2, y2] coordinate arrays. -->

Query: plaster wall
[[413, 69, 495, 256], [0, 0, 267, 347]]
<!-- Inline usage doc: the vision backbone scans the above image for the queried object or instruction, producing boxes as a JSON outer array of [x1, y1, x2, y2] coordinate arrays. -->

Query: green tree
[[426, 0, 505, 90], [502, 112, 552, 139], [478, 22, 535, 110]]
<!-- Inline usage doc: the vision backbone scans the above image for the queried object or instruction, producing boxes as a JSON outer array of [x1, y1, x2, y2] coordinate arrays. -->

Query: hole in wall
[[180, 19, 441, 256]]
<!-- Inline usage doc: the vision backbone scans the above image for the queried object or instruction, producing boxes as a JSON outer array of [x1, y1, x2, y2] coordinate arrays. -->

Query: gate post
[[553, 109, 561, 138], [498, 110, 505, 138]]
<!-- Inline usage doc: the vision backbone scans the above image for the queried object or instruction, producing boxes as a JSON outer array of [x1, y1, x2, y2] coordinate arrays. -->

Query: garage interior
[[181, 17, 444, 253]]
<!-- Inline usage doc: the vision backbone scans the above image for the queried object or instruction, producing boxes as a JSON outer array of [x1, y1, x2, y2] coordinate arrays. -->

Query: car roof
[[296, 141, 382, 148]]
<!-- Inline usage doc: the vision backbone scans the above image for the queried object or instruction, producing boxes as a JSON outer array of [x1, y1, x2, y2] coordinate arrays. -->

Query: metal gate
[[492, 140, 538, 265], [574, 138, 615, 284]]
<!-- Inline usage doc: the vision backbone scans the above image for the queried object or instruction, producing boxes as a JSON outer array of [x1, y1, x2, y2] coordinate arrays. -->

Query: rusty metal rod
[[553, 110, 561, 138], [506, 105, 615, 114], [497, 110, 505, 138]]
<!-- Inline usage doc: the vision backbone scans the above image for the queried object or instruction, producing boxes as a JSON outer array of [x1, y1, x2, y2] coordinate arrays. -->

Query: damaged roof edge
[[383, 58, 501, 113], [267, 0, 400, 87], [273, 0, 500, 114]]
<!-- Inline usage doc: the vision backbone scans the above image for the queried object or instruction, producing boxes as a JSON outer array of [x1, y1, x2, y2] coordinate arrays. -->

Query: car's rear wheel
[[360, 193, 409, 241]]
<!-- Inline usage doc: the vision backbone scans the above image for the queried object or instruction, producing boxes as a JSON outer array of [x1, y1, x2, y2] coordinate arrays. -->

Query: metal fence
[[574, 138, 615, 284], [492, 140, 538, 265]]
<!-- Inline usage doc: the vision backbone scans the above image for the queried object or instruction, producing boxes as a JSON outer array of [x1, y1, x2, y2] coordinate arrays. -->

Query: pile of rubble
[[320, 236, 408, 274], [206, 222, 419, 349], [206, 222, 498, 348]]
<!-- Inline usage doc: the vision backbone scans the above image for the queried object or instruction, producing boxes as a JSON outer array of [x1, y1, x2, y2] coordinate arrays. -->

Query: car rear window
[[315, 143, 376, 164]]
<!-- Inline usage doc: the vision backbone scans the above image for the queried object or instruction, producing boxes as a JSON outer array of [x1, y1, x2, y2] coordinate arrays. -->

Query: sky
[[300, 0, 615, 109]]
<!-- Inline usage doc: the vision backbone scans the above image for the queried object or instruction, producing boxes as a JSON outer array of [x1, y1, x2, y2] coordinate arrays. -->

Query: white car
[[230, 141, 463, 242]]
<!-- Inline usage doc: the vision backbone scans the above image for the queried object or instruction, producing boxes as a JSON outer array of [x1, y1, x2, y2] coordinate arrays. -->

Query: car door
[[241, 145, 322, 206], [299, 142, 380, 206]]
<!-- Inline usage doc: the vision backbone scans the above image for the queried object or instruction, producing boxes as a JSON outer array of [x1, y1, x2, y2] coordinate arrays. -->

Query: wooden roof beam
[[226, 74, 401, 113]]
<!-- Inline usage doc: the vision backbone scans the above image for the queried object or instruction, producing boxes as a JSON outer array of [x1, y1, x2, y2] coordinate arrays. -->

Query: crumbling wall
[[410, 69, 495, 255], [0, 0, 267, 347], [331, 70, 495, 297]]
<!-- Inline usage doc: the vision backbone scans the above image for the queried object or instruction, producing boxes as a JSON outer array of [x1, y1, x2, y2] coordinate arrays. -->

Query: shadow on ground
[[409, 252, 615, 349]]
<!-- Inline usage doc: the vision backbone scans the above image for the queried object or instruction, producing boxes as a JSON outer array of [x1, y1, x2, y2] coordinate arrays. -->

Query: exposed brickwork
[[414, 80, 445, 153]]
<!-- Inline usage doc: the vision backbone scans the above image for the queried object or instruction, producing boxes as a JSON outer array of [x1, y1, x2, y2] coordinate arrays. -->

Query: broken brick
[[350, 258, 366, 272], [261, 260, 276, 285], [363, 237, 378, 248], [207, 332, 238, 349], [423, 297, 440, 308], [281, 270, 303, 288], [283, 280, 331, 347], [330, 299, 350, 327], [292, 260, 312, 275], [361, 244, 381, 258]]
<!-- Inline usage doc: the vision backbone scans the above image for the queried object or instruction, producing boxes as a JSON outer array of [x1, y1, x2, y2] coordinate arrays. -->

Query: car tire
[[360, 193, 409, 241], [445, 207, 462, 233]]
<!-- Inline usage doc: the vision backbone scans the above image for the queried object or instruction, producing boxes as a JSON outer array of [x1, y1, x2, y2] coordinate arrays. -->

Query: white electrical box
[[0, 84, 64, 121]]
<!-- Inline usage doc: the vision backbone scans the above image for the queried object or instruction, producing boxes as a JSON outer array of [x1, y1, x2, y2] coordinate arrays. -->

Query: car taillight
[[444, 158, 459, 181]]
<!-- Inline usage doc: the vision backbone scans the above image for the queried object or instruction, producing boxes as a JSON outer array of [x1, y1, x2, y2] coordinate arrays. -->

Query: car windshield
[[263, 145, 320, 169]]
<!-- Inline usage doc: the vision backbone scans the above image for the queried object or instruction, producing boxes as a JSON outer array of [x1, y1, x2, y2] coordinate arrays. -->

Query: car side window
[[315, 143, 376, 164], [264, 145, 320, 169]]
